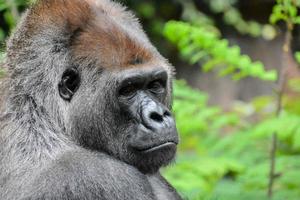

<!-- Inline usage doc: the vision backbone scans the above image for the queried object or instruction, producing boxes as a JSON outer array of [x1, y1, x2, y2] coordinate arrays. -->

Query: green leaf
[[293, 128, 300, 150], [261, 70, 278, 81]]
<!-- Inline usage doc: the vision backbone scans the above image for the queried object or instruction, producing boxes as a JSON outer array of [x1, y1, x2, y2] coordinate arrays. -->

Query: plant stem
[[267, 23, 292, 199]]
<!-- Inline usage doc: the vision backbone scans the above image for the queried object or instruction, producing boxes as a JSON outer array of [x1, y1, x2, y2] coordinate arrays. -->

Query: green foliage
[[164, 21, 277, 81], [0, 0, 31, 49], [164, 81, 300, 200], [270, 0, 300, 25], [173, 80, 239, 138], [181, 1, 219, 36], [204, 0, 276, 39], [165, 81, 245, 199], [294, 51, 300, 64], [252, 112, 300, 151]]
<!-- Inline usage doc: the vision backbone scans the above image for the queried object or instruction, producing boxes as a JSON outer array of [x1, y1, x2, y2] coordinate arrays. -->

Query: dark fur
[[0, 0, 181, 199]]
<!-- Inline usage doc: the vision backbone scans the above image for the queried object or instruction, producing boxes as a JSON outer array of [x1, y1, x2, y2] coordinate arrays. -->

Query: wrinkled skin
[[68, 67, 178, 174]]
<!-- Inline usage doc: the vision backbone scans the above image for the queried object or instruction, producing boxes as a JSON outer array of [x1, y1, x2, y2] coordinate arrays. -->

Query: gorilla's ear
[[58, 68, 80, 101]]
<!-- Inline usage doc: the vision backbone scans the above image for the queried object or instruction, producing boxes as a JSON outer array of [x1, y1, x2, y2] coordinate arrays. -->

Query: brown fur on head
[[4, 0, 174, 117], [8, 0, 161, 70]]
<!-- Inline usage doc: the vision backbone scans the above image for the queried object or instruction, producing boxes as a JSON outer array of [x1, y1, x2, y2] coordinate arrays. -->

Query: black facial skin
[[118, 69, 177, 150], [67, 67, 178, 174], [118, 68, 179, 172]]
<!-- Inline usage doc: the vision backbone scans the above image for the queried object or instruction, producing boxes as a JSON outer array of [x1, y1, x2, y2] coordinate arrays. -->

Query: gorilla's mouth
[[138, 142, 177, 154]]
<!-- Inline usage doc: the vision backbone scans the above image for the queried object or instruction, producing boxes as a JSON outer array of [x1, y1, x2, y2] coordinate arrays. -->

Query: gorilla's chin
[[124, 124, 178, 174], [129, 142, 177, 174]]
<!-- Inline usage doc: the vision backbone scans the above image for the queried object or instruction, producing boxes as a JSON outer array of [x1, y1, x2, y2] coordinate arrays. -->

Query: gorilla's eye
[[148, 80, 165, 94], [119, 83, 137, 97], [58, 68, 80, 101]]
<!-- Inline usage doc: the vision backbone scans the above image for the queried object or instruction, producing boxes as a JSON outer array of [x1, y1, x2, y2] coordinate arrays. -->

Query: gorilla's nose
[[141, 101, 174, 131]]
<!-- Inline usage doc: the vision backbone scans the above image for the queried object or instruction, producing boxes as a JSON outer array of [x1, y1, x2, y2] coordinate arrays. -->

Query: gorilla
[[0, 0, 182, 199]]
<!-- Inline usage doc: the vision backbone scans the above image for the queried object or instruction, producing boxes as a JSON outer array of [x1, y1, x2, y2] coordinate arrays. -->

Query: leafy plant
[[270, 0, 300, 26], [164, 80, 300, 200], [164, 21, 277, 81]]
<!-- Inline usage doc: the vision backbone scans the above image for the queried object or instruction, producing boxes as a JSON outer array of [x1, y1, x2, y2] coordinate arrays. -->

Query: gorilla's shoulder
[[46, 149, 146, 180], [26, 149, 155, 199]]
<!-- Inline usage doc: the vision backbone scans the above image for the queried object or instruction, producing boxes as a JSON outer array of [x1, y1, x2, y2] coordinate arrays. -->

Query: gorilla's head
[[6, 0, 178, 174]]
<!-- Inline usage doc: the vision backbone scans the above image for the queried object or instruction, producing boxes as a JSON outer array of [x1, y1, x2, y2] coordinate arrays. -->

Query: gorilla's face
[[59, 65, 178, 174]]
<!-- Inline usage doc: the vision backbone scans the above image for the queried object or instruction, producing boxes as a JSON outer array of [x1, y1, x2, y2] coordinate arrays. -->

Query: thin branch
[[267, 22, 292, 199]]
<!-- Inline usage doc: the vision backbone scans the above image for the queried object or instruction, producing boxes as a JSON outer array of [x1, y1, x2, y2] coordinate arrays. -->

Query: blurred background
[[1, 0, 300, 200]]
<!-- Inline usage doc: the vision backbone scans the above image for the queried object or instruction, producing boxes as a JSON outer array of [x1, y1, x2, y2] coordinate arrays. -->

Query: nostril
[[150, 112, 164, 123]]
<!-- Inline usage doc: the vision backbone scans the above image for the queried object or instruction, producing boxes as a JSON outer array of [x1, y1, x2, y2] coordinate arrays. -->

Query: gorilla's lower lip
[[139, 142, 177, 153]]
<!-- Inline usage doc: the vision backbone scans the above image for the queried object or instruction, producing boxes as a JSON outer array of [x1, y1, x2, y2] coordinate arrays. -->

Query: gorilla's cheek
[[68, 92, 107, 145]]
